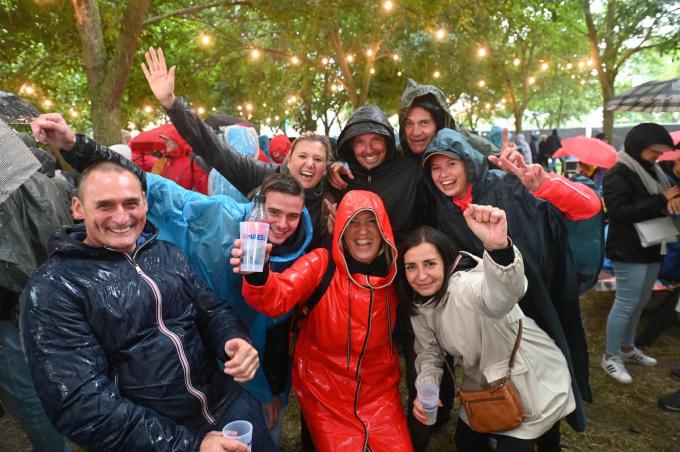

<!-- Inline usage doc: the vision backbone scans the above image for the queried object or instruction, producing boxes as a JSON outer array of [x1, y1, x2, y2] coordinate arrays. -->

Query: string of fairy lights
[[16, 0, 599, 129]]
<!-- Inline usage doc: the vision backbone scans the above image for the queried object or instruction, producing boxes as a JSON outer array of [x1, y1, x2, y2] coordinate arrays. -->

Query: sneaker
[[659, 389, 680, 412], [672, 368, 680, 382], [601, 355, 633, 384], [621, 347, 657, 366]]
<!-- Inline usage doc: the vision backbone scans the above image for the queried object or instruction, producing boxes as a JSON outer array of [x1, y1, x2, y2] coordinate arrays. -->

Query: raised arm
[[241, 248, 328, 317], [142, 47, 277, 195], [489, 132, 601, 221]]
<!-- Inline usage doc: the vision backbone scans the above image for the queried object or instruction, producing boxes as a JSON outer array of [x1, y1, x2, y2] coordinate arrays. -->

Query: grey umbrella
[[0, 91, 41, 124], [605, 78, 680, 112], [0, 118, 41, 203]]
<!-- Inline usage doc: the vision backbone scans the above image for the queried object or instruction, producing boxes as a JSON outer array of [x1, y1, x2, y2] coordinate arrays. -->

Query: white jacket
[[412, 248, 575, 439]]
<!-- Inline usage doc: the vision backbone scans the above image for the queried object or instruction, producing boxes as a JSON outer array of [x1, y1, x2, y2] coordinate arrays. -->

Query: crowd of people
[[1, 45, 678, 452]]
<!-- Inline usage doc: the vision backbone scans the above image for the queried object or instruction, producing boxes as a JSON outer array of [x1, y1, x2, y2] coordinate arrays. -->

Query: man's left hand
[[223, 339, 259, 383]]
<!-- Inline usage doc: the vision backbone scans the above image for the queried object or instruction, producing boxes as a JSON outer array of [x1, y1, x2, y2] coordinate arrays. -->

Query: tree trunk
[[513, 110, 523, 134], [602, 108, 614, 144], [72, 0, 150, 144]]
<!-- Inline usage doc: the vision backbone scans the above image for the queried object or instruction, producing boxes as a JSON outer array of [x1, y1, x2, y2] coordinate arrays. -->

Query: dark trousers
[[454, 418, 561, 452], [399, 307, 456, 451]]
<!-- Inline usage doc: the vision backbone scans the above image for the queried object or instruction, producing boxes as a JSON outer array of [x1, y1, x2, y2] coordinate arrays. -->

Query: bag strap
[[301, 254, 335, 317], [504, 319, 523, 381], [288, 253, 335, 355]]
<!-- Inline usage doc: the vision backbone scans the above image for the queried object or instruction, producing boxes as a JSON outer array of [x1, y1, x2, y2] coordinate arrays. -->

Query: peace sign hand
[[488, 129, 544, 192], [141, 47, 176, 109]]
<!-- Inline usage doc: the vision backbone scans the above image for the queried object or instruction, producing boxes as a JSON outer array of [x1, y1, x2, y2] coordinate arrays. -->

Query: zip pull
[[134, 264, 144, 275]]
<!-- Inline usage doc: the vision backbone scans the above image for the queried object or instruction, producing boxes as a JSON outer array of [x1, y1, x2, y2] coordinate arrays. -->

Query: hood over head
[[332, 190, 397, 289], [158, 123, 192, 157], [422, 128, 490, 197], [223, 124, 259, 159], [624, 122, 674, 164], [269, 134, 292, 164], [336, 105, 397, 166], [399, 79, 455, 126]]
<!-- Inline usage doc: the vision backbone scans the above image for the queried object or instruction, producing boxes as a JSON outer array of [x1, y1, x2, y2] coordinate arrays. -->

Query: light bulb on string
[[246, 103, 253, 111], [197, 106, 206, 115], [527, 76, 536, 85], [366, 49, 373, 57], [250, 49, 261, 59], [566, 62, 573, 70], [435, 28, 446, 41], [370, 68, 376, 74], [392, 54, 399, 61], [578, 60, 585, 69], [346, 54, 354, 63], [274, 115, 280, 121], [433, 70, 441, 79], [478, 79, 486, 88], [321, 57, 329, 65], [541, 62, 549, 71], [587, 58, 593, 67], [237, 105, 243, 111], [383, 0, 394, 11], [200, 34, 211, 46], [143, 105, 152, 113], [397, 70, 402, 77], [513, 58, 520, 66], [477, 47, 487, 58], [290, 55, 300, 65], [69, 109, 78, 118]]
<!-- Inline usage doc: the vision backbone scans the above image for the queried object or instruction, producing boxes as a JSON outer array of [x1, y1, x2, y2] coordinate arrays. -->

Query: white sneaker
[[601, 355, 633, 384], [621, 347, 657, 366]]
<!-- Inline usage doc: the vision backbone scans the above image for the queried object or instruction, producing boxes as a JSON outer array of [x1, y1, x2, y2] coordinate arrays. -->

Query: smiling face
[[403, 242, 445, 297], [160, 134, 180, 157], [342, 210, 383, 264], [286, 140, 328, 189], [429, 153, 468, 198], [403, 106, 437, 154], [351, 133, 388, 170], [264, 191, 304, 245], [72, 167, 147, 253]]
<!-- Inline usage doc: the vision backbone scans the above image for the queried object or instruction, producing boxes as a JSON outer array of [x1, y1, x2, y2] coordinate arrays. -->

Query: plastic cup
[[222, 420, 253, 450], [416, 382, 439, 426], [239, 221, 269, 272]]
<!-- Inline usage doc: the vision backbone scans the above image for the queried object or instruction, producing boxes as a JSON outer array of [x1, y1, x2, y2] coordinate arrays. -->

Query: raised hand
[[30, 113, 76, 150], [141, 47, 176, 109], [327, 161, 354, 190], [488, 131, 545, 192], [229, 238, 272, 274], [223, 338, 259, 383], [463, 204, 508, 250], [324, 198, 337, 235]]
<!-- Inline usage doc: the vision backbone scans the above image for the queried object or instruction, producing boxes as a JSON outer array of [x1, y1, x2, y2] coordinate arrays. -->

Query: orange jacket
[[243, 190, 412, 452]]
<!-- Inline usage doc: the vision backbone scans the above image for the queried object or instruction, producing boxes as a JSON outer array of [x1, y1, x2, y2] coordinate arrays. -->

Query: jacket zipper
[[353, 280, 375, 451], [124, 252, 216, 426]]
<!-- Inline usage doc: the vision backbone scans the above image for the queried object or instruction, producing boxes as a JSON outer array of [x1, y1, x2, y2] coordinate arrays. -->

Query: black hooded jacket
[[421, 128, 591, 432], [604, 124, 673, 263], [334, 104, 431, 243]]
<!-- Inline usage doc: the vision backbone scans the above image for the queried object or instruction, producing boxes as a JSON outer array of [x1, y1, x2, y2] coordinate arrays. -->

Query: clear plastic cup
[[222, 420, 253, 450], [416, 382, 439, 426], [239, 221, 269, 272]]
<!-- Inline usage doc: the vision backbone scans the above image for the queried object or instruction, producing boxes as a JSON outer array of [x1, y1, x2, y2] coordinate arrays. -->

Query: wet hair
[[289, 132, 334, 166], [259, 173, 305, 200], [398, 226, 461, 316], [77, 161, 142, 200]]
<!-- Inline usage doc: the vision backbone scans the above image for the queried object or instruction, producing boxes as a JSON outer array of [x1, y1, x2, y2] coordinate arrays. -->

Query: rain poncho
[[422, 129, 602, 432], [209, 125, 260, 202], [243, 190, 412, 451], [60, 134, 312, 408]]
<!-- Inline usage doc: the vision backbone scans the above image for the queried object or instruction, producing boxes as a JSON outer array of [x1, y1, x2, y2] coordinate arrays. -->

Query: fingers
[[224, 340, 259, 383], [412, 399, 428, 425], [465, 204, 505, 223], [342, 165, 355, 180], [158, 47, 167, 73], [667, 199, 680, 215], [328, 162, 349, 189]]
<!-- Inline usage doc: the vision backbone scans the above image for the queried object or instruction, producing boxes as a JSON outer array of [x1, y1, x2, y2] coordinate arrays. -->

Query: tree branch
[[143, 0, 252, 26]]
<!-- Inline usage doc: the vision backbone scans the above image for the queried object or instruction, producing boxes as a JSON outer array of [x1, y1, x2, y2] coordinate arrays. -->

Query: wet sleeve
[[20, 279, 201, 451], [532, 173, 602, 221]]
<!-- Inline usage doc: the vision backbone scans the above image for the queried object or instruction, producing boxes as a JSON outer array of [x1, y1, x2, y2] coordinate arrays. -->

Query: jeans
[[261, 403, 286, 446], [0, 321, 70, 452], [454, 418, 561, 452], [605, 261, 661, 356]]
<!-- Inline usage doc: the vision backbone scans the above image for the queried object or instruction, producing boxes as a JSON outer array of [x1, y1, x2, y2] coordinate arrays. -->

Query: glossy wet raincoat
[[243, 190, 412, 451]]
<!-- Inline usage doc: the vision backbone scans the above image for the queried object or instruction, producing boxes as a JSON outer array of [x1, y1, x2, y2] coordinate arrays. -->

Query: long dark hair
[[398, 226, 461, 316]]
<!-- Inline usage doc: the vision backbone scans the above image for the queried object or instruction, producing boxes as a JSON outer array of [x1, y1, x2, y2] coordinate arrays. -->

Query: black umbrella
[[605, 78, 680, 112], [0, 118, 41, 203], [204, 113, 252, 131], [0, 91, 41, 124]]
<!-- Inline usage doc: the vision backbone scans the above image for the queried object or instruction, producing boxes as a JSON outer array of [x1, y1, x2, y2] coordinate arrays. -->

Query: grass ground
[[2, 289, 679, 451]]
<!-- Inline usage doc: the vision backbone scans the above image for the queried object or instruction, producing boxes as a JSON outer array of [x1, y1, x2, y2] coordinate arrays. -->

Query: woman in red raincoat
[[158, 124, 209, 194], [235, 190, 412, 451]]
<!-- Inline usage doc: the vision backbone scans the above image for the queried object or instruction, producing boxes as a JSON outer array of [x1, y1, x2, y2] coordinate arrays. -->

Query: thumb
[[169, 66, 176, 80], [225, 339, 240, 357]]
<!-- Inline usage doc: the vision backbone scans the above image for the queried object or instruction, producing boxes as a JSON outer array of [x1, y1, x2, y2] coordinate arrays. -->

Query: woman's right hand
[[663, 185, 680, 201], [463, 204, 509, 250], [412, 397, 442, 425], [230, 238, 272, 274], [141, 47, 176, 109]]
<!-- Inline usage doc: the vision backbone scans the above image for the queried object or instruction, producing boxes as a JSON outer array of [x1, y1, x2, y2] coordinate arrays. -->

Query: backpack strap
[[289, 254, 336, 355]]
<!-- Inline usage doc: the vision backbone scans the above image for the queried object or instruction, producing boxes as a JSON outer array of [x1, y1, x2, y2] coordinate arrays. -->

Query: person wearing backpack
[[232, 190, 413, 452]]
